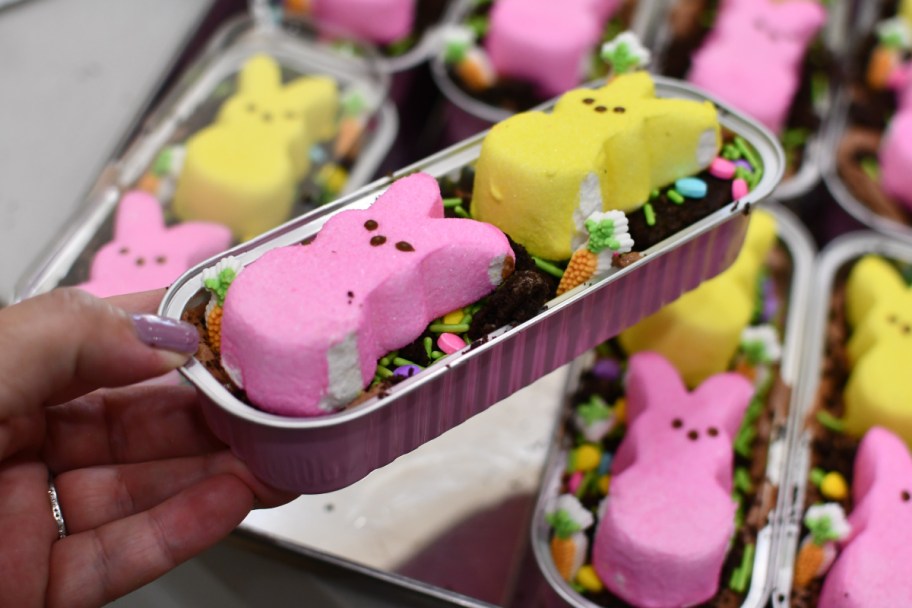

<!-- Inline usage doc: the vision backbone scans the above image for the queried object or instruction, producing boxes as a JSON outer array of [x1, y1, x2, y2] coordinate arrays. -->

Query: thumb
[[0, 288, 198, 414]]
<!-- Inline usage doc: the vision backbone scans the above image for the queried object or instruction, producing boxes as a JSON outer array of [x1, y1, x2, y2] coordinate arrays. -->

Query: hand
[[0, 288, 294, 607]]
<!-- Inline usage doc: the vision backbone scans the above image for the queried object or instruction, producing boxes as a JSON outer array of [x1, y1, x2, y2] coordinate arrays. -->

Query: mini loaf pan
[[159, 76, 785, 495], [254, 0, 464, 74], [771, 231, 912, 607], [429, 0, 664, 125], [529, 203, 816, 608], [14, 15, 397, 301], [648, 0, 849, 203]]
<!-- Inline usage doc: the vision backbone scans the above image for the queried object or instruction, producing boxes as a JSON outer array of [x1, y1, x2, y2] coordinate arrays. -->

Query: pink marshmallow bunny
[[310, 0, 415, 44], [687, 0, 826, 134], [219, 173, 515, 417], [592, 351, 754, 607], [485, 0, 623, 98], [78, 190, 231, 298], [818, 427, 912, 607], [879, 63, 912, 211]]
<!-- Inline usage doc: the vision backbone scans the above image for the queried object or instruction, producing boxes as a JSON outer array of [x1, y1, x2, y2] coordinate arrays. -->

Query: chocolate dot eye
[[285, 111, 296, 120], [135, 257, 146, 267], [262, 113, 273, 122], [347, 291, 354, 299], [888, 314, 898, 324], [595, 106, 607, 113], [395, 241, 415, 252], [903, 490, 911, 502], [119, 247, 129, 255], [370, 235, 387, 246], [688, 430, 699, 441], [672, 418, 683, 429], [613, 106, 626, 113], [582, 97, 595, 104], [364, 219, 378, 231], [247, 103, 256, 112], [903, 325, 911, 335], [707, 427, 719, 437], [155, 256, 167, 265]]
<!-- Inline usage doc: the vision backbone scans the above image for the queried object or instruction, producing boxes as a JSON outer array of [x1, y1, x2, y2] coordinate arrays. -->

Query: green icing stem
[[532, 256, 566, 279]]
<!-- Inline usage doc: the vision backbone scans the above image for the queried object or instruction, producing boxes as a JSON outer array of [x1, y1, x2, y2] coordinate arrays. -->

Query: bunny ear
[[692, 371, 753, 438], [237, 54, 282, 95], [114, 191, 165, 239], [625, 352, 687, 425], [852, 427, 912, 505], [846, 256, 908, 328], [725, 211, 777, 294], [370, 173, 444, 219], [165, 222, 232, 258]]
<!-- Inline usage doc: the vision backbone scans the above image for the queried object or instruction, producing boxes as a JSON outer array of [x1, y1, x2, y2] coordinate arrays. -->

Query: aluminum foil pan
[[429, 0, 664, 125], [771, 231, 912, 607], [14, 15, 397, 301], [530, 203, 816, 608], [649, 0, 849, 203], [158, 76, 785, 495]]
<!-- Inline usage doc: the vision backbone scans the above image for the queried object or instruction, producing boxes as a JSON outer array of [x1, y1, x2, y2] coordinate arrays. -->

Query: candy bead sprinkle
[[576, 565, 604, 593], [393, 364, 423, 379], [820, 472, 849, 501], [675, 177, 708, 198], [710, 157, 737, 180], [732, 178, 749, 200], [437, 332, 466, 355]]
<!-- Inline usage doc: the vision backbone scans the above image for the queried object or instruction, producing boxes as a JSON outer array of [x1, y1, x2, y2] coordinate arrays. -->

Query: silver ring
[[47, 479, 68, 539]]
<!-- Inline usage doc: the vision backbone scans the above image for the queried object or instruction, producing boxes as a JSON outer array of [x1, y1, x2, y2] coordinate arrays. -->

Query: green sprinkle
[[735, 137, 762, 174], [816, 410, 846, 433], [386, 35, 415, 57], [341, 92, 367, 117], [782, 127, 809, 150], [667, 189, 685, 205], [423, 336, 433, 359], [734, 425, 757, 459], [860, 156, 880, 181], [430, 350, 445, 360], [392, 357, 420, 368], [810, 467, 827, 487], [379, 354, 394, 367], [734, 467, 753, 494], [532, 256, 566, 279], [153, 148, 172, 176], [643, 202, 656, 227], [722, 143, 742, 160], [429, 323, 470, 334], [375, 366, 394, 379], [650, 188, 660, 200], [442, 197, 463, 208], [467, 15, 489, 38], [734, 166, 752, 182], [750, 165, 764, 190], [454, 205, 470, 218], [728, 543, 755, 593]]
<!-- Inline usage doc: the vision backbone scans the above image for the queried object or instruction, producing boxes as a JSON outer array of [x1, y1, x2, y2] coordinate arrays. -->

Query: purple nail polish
[[131, 314, 199, 354]]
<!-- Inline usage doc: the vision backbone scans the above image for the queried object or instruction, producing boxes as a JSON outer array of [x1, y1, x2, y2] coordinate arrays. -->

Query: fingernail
[[131, 314, 199, 354]]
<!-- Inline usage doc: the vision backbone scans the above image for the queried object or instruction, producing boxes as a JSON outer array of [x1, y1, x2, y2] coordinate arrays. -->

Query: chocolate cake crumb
[[468, 270, 554, 339]]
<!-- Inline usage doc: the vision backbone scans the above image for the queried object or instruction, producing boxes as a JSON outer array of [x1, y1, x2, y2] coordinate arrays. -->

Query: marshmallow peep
[[472, 71, 720, 260], [687, 0, 826, 134], [843, 255, 912, 448], [485, 0, 623, 97], [818, 427, 912, 607], [306, 0, 415, 45], [619, 210, 777, 387], [219, 173, 515, 417], [592, 352, 753, 607], [173, 53, 338, 241], [78, 190, 231, 298]]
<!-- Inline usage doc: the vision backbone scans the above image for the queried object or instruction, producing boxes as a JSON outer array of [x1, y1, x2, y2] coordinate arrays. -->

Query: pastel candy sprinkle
[[442, 310, 464, 325], [709, 157, 736, 180], [820, 471, 849, 501], [576, 565, 604, 593], [734, 159, 753, 171], [592, 358, 622, 381], [675, 177, 708, 198], [574, 444, 602, 472], [567, 470, 584, 495], [732, 178, 749, 200], [393, 364, 423, 380], [437, 332, 467, 355]]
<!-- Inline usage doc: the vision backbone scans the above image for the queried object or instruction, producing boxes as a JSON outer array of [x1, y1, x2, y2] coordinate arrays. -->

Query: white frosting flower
[[741, 324, 782, 363], [600, 31, 651, 73], [877, 17, 912, 50], [550, 493, 595, 529], [805, 503, 851, 542]]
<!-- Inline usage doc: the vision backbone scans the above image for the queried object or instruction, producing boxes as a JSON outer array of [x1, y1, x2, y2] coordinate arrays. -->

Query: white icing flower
[[440, 24, 477, 63], [877, 17, 912, 50], [202, 256, 242, 285], [741, 324, 782, 363], [550, 493, 595, 529], [600, 31, 651, 74], [805, 503, 851, 542]]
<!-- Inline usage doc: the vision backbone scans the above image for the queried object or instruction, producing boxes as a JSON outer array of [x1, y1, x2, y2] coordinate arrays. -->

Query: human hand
[[0, 288, 294, 607]]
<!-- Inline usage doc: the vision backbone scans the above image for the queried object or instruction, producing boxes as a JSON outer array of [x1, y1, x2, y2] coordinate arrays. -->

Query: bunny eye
[[888, 314, 898, 324], [707, 427, 719, 437], [364, 219, 379, 231], [595, 106, 607, 113], [135, 257, 146, 267], [671, 418, 683, 429], [582, 97, 595, 105], [246, 103, 257, 113], [902, 490, 910, 502], [119, 247, 130, 255], [902, 324, 911, 335], [285, 111, 296, 120], [155, 256, 167, 265], [687, 430, 700, 441], [370, 235, 387, 247], [396, 241, 415, 252], [613, 106, 626, 113], [262, 112, 273, 122]]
